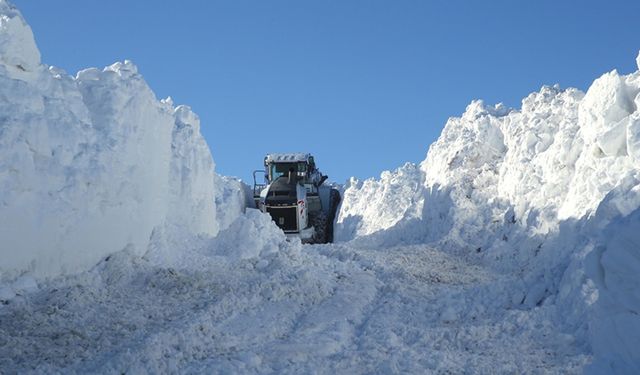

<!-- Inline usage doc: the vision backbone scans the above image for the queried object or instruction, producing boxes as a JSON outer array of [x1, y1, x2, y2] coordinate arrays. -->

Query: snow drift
[[336, 52, 640, 373], [337, 55, 640, 247], [0, 1, 237, 283]]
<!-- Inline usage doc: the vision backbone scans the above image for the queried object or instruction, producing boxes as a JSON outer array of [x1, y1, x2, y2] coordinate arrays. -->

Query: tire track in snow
[[317, 243, 589, 374]]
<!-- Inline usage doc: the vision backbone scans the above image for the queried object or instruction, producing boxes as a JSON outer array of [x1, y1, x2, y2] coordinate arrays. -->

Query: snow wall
[[336, 53, 640, 373], [0, 2, 245, 282]]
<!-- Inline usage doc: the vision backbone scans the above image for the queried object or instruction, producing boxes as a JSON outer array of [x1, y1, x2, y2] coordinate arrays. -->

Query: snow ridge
[[336, 54, 640, 373], [0, 5, 223, 282]]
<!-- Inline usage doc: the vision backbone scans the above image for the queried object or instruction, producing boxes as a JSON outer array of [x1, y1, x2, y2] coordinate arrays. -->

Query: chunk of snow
[[209, 209, 291, 261], [579, 70, 636, 156], [586, 208, 640, 374], [0, 0, 40, 73], [214, 175, 252, 231], [627, 114, 640, 164]]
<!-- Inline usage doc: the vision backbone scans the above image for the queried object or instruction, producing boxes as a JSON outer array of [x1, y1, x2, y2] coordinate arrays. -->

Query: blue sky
[[13, 0, 640, 184]]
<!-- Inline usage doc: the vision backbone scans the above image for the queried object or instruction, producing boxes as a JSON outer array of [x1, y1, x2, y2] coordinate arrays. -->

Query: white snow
[[0, 3, 237, 282], [2, 0, 640, 373], [584, 188, 640, 373], [336, 163, 424, 241], [209, 208, 288, 261], [0, 0, 39, 73], [0, 236, 589, 373], [214, 174, 252, 231], [337, 53, 640, 374]]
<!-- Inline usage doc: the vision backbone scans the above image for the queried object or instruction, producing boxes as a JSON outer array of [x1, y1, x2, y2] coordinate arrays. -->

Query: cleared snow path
[[0, 243, 590, 374], [315, 244, 590, 373]]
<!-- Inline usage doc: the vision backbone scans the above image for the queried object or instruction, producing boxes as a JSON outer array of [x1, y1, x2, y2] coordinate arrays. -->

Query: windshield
[[269, 162, 307, 181]]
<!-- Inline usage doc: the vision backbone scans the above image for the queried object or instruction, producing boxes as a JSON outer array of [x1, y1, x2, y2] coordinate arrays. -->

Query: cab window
[[269, 162, 309, 181], [270, 163, 295, 180]]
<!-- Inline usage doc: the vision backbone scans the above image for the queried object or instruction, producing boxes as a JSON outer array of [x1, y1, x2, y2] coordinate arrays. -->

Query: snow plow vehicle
[[253, 153, 341, 244]]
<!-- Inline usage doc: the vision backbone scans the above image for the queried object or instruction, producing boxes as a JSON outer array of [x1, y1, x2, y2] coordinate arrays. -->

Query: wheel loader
[[253, 153, 340, 243]]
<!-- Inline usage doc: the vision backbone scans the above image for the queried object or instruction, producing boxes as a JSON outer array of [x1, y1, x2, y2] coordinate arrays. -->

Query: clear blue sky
[[13, 0, 640, 184]]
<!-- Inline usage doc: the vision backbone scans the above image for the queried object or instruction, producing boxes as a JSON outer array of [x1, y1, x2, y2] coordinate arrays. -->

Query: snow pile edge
[[336, 52, 640, 373], [0, 2, 228, 282]]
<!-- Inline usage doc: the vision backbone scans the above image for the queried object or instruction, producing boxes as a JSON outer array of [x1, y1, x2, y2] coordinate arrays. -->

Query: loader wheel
[[310, 211, 328, 244]]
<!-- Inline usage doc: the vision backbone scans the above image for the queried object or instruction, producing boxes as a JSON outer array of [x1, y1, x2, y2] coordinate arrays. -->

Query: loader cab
[[255, 152, 326, 199]]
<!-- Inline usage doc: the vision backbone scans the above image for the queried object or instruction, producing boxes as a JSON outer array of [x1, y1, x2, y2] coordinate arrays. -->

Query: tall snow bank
[[337, 57, 640, 257], [0, 2, 222, 282], [336, 52, 640, 373]]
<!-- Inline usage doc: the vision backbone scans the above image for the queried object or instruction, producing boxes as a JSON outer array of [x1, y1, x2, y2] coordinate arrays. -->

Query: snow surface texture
[[0, 228, 590, 374], [0, 1, 241, 283], [337, 52, 640, 373]]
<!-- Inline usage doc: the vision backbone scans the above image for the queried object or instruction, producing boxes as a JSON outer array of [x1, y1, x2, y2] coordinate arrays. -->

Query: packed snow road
[[0, 242, 590, 374]]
